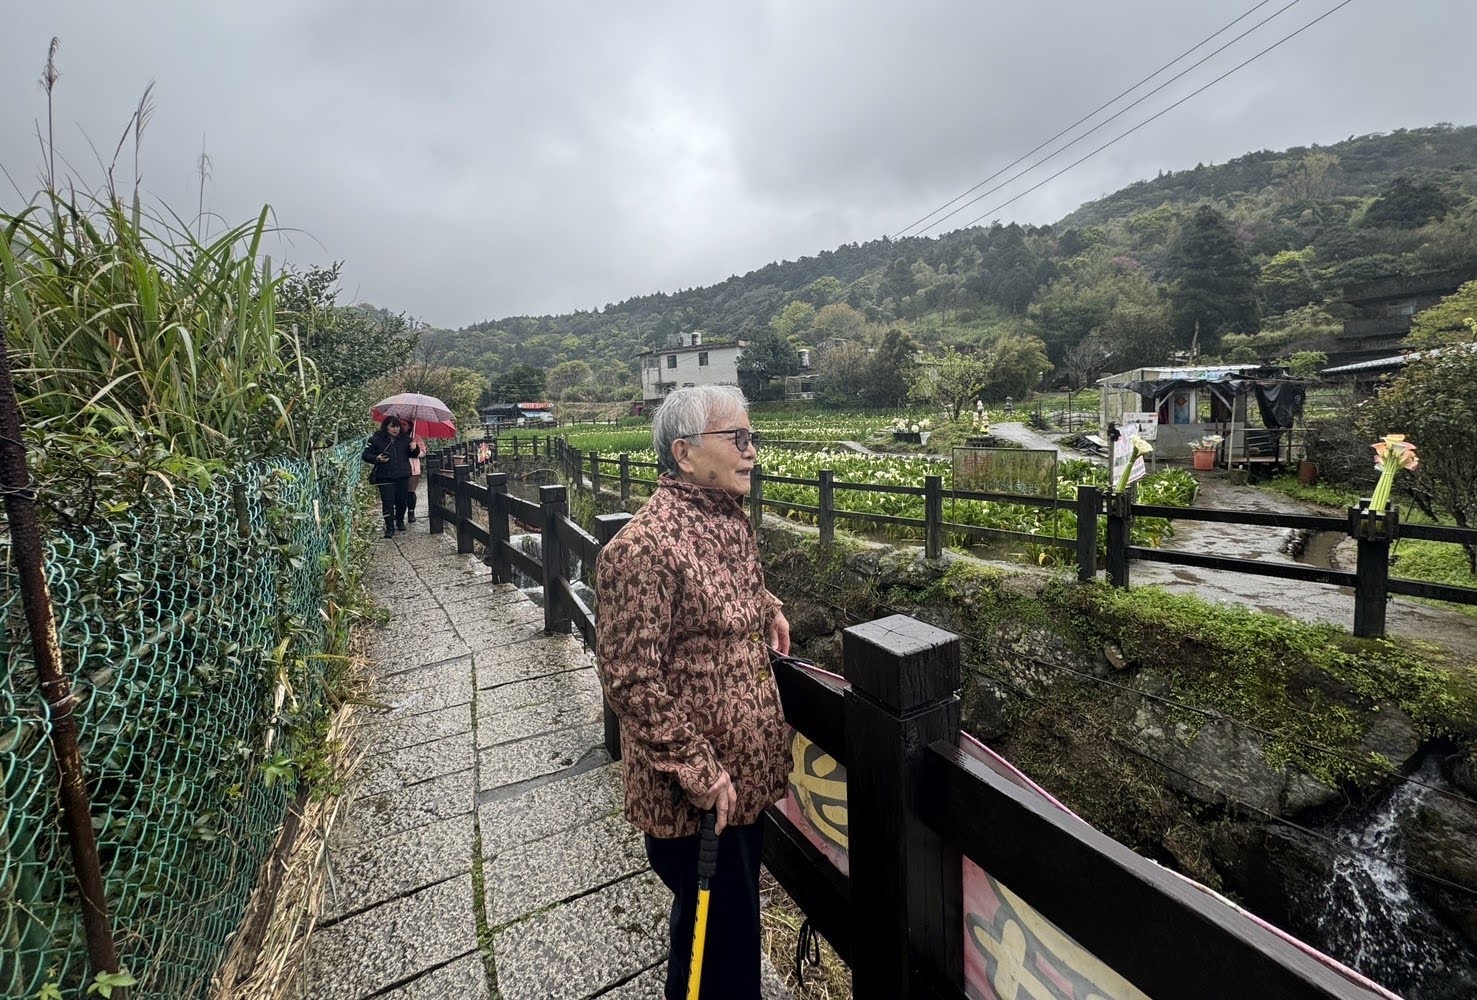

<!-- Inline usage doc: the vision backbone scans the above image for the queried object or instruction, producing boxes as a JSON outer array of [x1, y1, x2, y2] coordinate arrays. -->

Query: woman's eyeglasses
[[684, 428, 762, 452]]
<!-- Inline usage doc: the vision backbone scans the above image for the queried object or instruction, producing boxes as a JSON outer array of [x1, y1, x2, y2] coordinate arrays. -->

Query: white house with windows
[[638, 332, 745, 406]]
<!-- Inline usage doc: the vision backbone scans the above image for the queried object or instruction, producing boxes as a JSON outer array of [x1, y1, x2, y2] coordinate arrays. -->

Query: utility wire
[[891, 0, 1290, 240], [906, 0, 1321, 239], [954, 0, 1361, 232]]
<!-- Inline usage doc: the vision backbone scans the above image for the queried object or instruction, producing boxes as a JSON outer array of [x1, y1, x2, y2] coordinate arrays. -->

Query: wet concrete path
[[295, 501, 791, 999], [1137, 475, 1477, 659]]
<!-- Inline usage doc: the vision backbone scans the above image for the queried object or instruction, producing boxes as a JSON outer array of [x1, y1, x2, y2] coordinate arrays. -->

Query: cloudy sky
[[3, 1, 1474, 328]]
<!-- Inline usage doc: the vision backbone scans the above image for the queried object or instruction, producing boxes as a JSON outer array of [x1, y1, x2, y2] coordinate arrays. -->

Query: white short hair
[[651, 385, 749, 474]]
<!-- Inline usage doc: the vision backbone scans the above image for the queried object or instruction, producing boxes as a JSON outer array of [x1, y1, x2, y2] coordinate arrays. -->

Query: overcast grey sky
[[3, 1, 1474, 328]]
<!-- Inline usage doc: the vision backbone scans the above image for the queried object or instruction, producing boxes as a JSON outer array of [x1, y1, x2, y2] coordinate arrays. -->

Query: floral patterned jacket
[[594, 476, 789, 838]]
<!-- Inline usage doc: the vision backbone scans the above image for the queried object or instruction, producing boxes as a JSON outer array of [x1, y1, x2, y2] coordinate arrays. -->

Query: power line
[[891, 0, 1292, 240], [954, 0, 1360, 232]]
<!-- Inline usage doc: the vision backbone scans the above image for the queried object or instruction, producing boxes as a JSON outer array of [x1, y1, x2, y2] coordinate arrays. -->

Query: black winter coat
[[362, 432, 420, 483]]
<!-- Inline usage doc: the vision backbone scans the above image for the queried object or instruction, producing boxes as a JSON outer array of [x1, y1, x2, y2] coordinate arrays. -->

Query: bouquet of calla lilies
[[1370, 434, 1418, 511]]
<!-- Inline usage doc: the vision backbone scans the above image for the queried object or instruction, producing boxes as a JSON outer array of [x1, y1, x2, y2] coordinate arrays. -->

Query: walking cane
[[685, 809, 720, 999]]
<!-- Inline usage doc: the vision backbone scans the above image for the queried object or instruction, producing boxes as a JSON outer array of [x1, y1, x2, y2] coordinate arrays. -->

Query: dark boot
[[396, 519, 407, 531], [384, 520, 395, 538], [406, 495, 417, 523]]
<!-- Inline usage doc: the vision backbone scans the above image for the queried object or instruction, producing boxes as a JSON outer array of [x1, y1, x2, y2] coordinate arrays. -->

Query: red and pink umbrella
[[371, 392, 458, 438]]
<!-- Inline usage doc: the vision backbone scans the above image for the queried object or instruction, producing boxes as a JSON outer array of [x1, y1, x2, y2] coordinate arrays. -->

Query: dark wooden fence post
[[590, 451, 600, 496], [750, 464, 764, 533], [540, 484, 571, 634], [843, 615, 963, 999], [1076, 484, 1100, 582], [593, 512, 633, 762], [818, 468, 835, 550], [1105, 486, 1132, 589], [513, 436, 521, 460], [454, 464, 473, 554], [1351, 502, 1396, 638], [487, 473, 510, 580], [619, 453, 631, 501], [924, 474, 943, 559], [428, 468, 446, 535]]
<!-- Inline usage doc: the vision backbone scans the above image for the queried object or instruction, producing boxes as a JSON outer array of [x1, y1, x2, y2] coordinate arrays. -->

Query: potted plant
[[891, 417, 930, 444], [1188, 433, 1223, 471]]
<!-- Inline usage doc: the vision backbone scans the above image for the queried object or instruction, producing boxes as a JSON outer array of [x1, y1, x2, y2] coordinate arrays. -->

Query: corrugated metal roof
[[1321, 343, 1476, 375]]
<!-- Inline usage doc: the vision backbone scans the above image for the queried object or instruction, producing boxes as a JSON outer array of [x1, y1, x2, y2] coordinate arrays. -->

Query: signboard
[[1119, 411, 1158, 442], [1111, 436, 1147, 490], [953, 448, 1058, 499]]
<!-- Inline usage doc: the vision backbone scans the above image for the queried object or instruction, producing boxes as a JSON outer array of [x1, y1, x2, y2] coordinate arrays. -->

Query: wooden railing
[[508, 437, 1477, 641], [418, 464, 1393, 999]]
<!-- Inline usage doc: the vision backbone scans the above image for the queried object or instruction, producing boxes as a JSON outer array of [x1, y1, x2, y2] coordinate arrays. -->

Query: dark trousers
[[645, 822, 764, 1000], [376, 479, 409, 526]]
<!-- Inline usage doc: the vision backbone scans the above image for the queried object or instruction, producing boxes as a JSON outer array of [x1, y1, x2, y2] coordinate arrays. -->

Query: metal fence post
[[454, 465, 473, 555], [843, 615, 963, 999], [593, 513, 633, 762], [540, 484, 571, 634], [1105, 486, 1132, 589], [818, 468, 835, 550], [924, 474, 943, 559], [487, 473, 510, 580], [1351, 502, 1396, 638], [1076, 485, 1100, 582]]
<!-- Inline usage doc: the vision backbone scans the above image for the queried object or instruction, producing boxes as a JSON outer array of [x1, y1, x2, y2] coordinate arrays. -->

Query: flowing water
[[1314, 760, 1477, 998]]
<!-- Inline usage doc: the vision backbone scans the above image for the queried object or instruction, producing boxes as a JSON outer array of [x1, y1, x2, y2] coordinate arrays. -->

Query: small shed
[[1097, 364, 1307, 466]]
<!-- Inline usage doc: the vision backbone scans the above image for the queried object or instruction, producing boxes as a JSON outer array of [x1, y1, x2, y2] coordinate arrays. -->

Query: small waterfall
[[1314, 760, 1475, 998]]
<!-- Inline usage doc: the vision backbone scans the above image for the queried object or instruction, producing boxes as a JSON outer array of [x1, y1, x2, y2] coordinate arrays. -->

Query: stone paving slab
[[452, 602, 546, 639], [477, 691, 604, 749], [492, 871, 669, 1000], [478, 723, 606, 790], [338, 767, 474, 844], [355, 701, 474, 753], [370, 671, 475, 717], [475, 636, 595, 688], [298, 875, 477, 1000], [370, 655, 476, 697], [603, 960, 794, 999], [356, 732, 474, 798], [323, 812, 474, 921], [370, 634, 474, 673], [376, 952, 489, 999], [477, 667, 603, 715], [479, 763, 625, 856], [488, 813, 647, 926]]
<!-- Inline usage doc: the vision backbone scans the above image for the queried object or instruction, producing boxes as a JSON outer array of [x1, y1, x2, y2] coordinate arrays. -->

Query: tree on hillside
[[736, 326, 801, 401], [815, 341, 871, 407], [978, 333, 1051, 401], [860, 328, 918, 407], [278, 263, 416, 389], [1026, 277, 1114, 365], [771, 300, 816, 342], [911, 347, 992, 420], [1361, 338, 1477, 572], [812, 303, 867, 344], [1169, 205, 1258, 353], [490, 363, 546, 404], [545, 360, 594, 400], [1360, 176, 1460, 229], [1405, 280, 1477, 349], [1256, 249, 1322, 317], [1061, 334, 1114, 392]]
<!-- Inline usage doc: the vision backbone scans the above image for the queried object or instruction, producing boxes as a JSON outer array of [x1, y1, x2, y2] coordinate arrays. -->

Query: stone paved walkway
[[296, 511, 790, 999]]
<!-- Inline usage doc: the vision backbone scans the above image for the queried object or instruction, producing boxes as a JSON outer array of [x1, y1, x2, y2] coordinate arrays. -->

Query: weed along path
[[1136, 475, 1477, 659], [295, 505, 792, 999]]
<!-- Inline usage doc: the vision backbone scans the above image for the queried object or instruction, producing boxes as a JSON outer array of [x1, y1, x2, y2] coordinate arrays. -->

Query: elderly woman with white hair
[[595, 384, 791, 999]]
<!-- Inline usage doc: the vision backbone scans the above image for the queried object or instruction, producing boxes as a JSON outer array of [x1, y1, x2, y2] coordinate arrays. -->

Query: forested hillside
[[419, 123, 1477, 405]]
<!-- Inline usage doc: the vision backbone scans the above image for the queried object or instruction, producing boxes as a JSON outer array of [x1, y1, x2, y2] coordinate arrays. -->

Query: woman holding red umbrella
[[361, 416, 421, 538]]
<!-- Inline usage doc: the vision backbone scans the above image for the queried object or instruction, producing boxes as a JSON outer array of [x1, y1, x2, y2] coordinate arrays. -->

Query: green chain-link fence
[[1, 442, 363, 999]]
